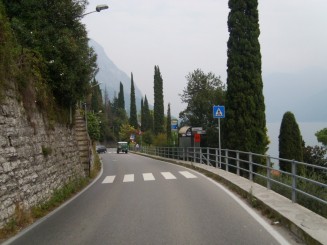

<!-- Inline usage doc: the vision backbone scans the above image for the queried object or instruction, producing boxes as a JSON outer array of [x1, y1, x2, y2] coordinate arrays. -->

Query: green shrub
[[41, 146, 52, 157]]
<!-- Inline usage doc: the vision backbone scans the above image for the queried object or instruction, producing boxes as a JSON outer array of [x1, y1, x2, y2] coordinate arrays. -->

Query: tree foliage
[[129, 73, 138, 129], [223, 0, 268, 155], [279, 111, 303, 172], [166, 103, 172, 143], [3, 0, 97, 109], [90, 79, 103, 113], [0, 1, 16, 92], [140, 98, 145, 132], [303, 145, 327, 174], [87, 112, 100, 142], [315, 128, 327, 147], [179, 69, 225, 129], [153, 65, 164, 135], [119, 123, 136, 142], [118, 82, 125, 110], [142, 95, 152, 132]]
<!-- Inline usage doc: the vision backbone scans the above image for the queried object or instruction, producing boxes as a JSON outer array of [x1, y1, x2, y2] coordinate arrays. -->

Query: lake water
[[266, 122, 326, 158]]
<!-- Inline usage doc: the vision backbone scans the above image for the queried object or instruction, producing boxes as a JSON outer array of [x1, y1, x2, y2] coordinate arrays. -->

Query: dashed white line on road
[[161, 172, 176, 180], [123, 174, 134, 182], [102, 176, 115, 184], [179, 171, 197, 179], [143, 173, 155, 181]]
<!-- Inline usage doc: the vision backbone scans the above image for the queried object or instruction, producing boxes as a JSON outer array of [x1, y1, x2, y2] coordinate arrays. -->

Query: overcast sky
[[82, 0, 327, 117]]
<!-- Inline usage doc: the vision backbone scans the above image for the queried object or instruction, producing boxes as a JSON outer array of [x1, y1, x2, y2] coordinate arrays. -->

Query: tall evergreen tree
[[103, 86, 112, 124], [153, 65, 164, 135], [143, 95, 151, 132], [279, 111, 303, 172], [90, 78, 103, 113], [140, 98, 145, 132], [224, 0, 268, 155], [166, 103, 172, 143], [129, 73, 138, 128], [118, 82, 125, 110]]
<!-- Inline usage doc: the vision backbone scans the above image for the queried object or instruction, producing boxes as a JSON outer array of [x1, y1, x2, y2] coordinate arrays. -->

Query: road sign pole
[[218, 118, 221, 168], [213, 105, 225, 169]]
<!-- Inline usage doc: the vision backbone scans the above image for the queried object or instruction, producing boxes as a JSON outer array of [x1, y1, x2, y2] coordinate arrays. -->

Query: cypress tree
[[279, 111, 303, 172], [167, 103, 172, 143], [118, 82, 125, 110], [129, 73, 138, 128], [143, 95, 151, 132], [90, 78, 103, 113], [141, 98, 144, 132], [224, 0, 268, 155], [153, 65, 164, 135]]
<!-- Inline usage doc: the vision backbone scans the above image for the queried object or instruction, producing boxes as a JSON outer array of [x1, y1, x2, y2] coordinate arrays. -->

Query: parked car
[[117, 141, 128, 154], [96, 145, 107, 154]]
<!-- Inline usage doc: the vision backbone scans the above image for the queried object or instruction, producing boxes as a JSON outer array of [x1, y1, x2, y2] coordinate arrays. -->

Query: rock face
[[0, 86, 86, 228]]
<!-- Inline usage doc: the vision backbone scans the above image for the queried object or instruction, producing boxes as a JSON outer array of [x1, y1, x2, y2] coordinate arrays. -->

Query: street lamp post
[[80, 4, 109, 17]]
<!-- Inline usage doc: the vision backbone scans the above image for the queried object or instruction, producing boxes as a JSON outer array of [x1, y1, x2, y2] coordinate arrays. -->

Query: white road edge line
[[196, 171, 291, 245], [154, 158, 290, 245]]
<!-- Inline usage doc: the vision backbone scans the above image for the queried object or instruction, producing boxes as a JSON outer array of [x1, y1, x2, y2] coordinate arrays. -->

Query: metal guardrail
[[131, 146, 327, 217]]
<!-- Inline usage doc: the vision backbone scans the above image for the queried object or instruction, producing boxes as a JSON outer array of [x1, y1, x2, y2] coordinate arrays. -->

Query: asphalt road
[[5, 149, 288, 245]]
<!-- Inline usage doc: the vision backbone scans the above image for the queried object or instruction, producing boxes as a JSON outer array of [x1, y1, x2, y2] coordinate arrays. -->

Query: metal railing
[[131, 146, 327, 217]]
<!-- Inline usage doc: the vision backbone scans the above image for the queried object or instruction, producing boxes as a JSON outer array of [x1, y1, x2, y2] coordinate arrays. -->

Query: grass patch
[[31, 177, 89, 218], [0, 203, 33, 240], [90, 152, 101, 179]]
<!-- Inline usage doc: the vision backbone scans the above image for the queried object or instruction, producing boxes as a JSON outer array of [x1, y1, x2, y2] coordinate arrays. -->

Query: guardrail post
[[215, 148, 218, 168], [207, 147, 210, 165], [225, 150, 229, 172], [183, 148, 185, 161], [249, 153, 253, 181], [292, 160, 297, 203], [193, 148, 196, 163], [187, 148, 189, 162], [266, 156, 271, 190], [236, 151, 240, 176]]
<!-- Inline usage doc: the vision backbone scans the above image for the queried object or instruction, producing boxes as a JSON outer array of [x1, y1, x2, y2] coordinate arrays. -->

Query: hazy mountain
[[263, 69, 327, 123], [89, 39, 143, 114], [90, 37, 326, 124]]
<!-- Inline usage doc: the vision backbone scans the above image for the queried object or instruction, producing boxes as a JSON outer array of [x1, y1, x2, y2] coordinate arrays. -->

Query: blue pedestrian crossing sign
[[213, 105, 225, 119]]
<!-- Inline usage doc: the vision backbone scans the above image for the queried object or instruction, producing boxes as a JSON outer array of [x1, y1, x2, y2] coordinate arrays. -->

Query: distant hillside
[[263, 70, 327, 122], [89, 39, 143, 114]]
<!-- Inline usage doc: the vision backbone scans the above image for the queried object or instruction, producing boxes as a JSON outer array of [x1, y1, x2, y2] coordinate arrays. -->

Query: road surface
[[5, 149, 290, 245]]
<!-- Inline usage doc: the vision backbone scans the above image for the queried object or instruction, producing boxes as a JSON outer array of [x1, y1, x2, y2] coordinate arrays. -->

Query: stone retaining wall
[[0, 87, 85, 228]]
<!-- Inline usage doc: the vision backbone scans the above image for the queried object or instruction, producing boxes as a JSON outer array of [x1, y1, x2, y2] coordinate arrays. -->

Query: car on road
[[117, 141, 128, 154], [96, 145, 107, 154]]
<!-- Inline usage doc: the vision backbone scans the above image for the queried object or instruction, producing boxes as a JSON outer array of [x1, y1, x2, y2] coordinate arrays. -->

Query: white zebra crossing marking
[[143, 173, 155, 181], [102, 176, 115, 183], [123, 174, 134, 182], [161, 172, 176, 180], [101, 171, 197, 184], [179, 171, 197, 179]]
